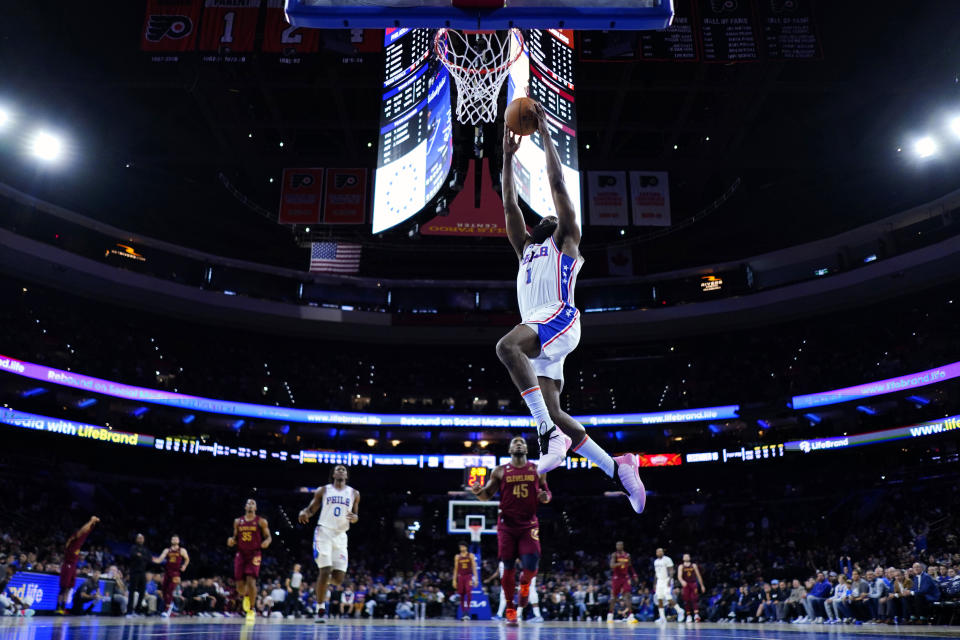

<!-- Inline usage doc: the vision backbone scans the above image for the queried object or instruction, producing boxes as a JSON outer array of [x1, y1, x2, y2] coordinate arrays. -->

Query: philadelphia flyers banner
[[323, 169, 368, 225], [198, 0, 261, 53], [278, 168, 324, 225], [141, 0, 202, 52]]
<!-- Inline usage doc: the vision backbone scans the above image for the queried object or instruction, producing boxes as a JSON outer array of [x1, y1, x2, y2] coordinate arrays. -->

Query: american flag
[[309, 241, 361, 274]]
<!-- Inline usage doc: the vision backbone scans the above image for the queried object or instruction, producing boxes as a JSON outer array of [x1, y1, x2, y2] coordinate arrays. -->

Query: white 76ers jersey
[[318, 483, 354, 533], [517, 236, 584, 321]]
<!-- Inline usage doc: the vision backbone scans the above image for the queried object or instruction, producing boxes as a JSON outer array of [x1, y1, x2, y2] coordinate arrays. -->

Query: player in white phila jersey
[[495, 101, 645, 513], [298, 464, 360, 623], [653, 547, 684, 623]]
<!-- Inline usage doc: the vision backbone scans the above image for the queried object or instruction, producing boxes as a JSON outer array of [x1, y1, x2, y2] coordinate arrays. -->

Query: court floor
[[1, 618, 958, 640]]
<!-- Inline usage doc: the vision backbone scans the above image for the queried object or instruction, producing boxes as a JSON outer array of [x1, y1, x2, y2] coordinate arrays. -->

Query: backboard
[[448, 499, 499, 535], [286, 0, 674, 31]]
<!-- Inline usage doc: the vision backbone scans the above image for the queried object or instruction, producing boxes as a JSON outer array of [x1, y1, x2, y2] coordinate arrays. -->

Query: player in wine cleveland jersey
[[153, 535, 190, 617], [677, 553, 705, 622], [298, 464, 359, 624], [452, 541, 478, 621], [227, 499, 272, 622], [608, 540, 639, 622], [498, 102, 645, 513], [56, 516, 99, 614], [472, 436, 551, 626]]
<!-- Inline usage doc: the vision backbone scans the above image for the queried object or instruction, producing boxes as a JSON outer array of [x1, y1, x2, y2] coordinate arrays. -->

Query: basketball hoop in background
[[468, 523, 483, 544], [435, 28, 524, 125]]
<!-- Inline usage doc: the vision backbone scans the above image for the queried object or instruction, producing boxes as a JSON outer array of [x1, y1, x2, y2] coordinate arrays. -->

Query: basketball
[[505, 97, 539, 136]]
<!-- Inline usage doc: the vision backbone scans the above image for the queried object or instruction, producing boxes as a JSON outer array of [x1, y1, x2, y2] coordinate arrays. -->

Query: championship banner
[[629, 171, 671, 227], [263, 0, 321, 54], [198, 0, 261, 53], [587, 171, 628, 226], [422, 159, 508, 237], [141, 0, 202, 52], [322, 169, 368, 225], [278, 168, 324, 225]]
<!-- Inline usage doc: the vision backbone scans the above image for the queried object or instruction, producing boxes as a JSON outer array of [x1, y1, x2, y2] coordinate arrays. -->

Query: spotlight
[[0, 108, 11, 131], [29, 130, 65, 162], [913, 136, 938, 159], [950, 116, 960, 138]]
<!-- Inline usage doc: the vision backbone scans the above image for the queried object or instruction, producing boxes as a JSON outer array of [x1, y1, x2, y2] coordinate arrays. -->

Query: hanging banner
[[630, 171, 671, 227], [262, 0, 321, 55], [607, 246, 633, 277], [198, 0, 261, 53], [141, 0, 202, 52], [322, 169, 368, 225], [278, 168, 324, 225], [422, 159, 508, 237], [587, 171, 628, 227]]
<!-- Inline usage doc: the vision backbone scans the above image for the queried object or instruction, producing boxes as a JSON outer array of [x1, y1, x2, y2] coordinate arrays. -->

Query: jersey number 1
[[525, 268, 532, 285]]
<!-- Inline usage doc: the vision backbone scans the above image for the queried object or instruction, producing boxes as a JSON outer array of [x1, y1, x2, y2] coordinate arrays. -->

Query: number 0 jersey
[[516, 236, 584, 322], [318, 483, 354, 533]]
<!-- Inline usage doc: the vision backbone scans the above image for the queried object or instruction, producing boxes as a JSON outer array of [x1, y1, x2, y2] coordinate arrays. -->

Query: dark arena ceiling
[[1, 1, 959, 280]]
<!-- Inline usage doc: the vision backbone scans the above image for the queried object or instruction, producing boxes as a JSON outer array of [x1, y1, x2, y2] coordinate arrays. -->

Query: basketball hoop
[[434, 28, 524, 125], [468, 523, 483, 544]]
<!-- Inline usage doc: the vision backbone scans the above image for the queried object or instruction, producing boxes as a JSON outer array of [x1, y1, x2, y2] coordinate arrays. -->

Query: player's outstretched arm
[[298, 486, 325, 524], [259, 518, 272, 548], [533, 103, 579, 247], [471, 466, 503, 502], [152, 548, 168, 564], [502, 128, 529, 258]]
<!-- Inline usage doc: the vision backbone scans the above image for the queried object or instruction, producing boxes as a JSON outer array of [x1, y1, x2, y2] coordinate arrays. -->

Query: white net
[[434, 28, 524, 125]]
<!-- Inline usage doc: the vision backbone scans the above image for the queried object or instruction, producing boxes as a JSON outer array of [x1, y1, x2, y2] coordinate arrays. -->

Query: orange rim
[[434, 28, 524, 75]]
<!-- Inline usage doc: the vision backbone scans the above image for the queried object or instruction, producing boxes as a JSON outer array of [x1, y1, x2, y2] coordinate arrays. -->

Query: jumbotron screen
[[506, 29, 582, 226], [372, 28, 454, 234]]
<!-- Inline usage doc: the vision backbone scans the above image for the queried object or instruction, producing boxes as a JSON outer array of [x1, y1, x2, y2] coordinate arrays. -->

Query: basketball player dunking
[[298, 464, 359, 624], [608, 540, 639, 623], [56, 516, 99, 614], [677, 553, 705, 622], [472, 436, 551, 627], [227, 499, 272, 622], [154, 535, 190, 617], [497, 102, 645, 513], [452, 541, 478, 621]]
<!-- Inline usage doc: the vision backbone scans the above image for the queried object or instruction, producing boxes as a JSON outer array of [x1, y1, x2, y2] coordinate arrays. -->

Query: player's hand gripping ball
[[505, 97, 539, 136]]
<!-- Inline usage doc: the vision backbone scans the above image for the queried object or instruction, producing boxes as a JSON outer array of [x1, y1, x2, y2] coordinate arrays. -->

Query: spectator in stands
[[846, 569, 870, 621], [907, 562, 941, 623], [106, 566, 128, 615], [867, 567, 888, 622], [780, 578, 805, 621], [0, 561, 28, 616], [733, 584, 758, 622], [341, 584, 355, 618], [756, 581, 778, 622], [824, 573, 848, 623], [396, 595, 415, 620], [802, 571, 832, 623]]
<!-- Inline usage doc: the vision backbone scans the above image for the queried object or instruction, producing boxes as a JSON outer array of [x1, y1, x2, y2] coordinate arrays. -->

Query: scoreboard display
[[372, 28, 453, 234], [506, 29, 583, 226]]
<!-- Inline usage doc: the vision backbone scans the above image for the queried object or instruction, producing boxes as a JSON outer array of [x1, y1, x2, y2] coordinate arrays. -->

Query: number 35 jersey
[[498, 462, 541, 529], [516, 236, 584, 323], [318, 483, 354, 533]]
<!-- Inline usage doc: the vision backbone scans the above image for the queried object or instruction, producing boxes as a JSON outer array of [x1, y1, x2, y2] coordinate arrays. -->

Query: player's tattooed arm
[[259, 518, 272, 548], [227, 518, 239, 547], [471, 466, 503, 502], [537, 473, 552, 503], [347, 490, 360, 523], [298, 486, 326, 524]]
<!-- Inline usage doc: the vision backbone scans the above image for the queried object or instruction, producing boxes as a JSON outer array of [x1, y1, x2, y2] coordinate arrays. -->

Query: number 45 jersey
[[498, 462, 541, 529]]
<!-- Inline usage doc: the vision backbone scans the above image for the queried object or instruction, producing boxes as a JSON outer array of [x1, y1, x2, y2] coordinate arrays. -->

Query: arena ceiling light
[[28, 130, 65, 163], [950, 116, 960, 138], [0, 107, 11, 131], [913, 136, 938, 159]]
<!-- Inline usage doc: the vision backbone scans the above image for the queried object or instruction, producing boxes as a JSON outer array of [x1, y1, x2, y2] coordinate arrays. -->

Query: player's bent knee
[[520, 554, 540, 572]]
